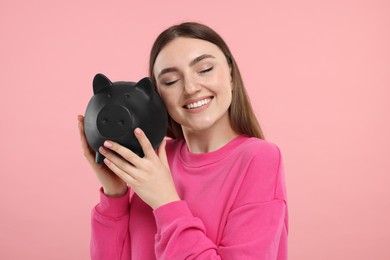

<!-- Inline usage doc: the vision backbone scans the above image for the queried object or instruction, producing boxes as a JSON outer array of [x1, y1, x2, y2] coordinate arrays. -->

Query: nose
[[97, 104, 132, 138], [183, 76, 201, 95]]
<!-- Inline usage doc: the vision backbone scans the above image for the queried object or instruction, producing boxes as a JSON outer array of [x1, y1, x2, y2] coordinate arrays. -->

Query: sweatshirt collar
[[179, 135, 248, 167]]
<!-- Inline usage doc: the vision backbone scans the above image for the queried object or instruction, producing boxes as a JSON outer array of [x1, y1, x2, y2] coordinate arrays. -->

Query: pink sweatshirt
[[91, 136, 288, 259]]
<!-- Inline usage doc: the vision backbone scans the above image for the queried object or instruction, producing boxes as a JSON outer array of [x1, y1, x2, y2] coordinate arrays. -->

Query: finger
[[77, 115, 87, 142], [77, 115, 84, 134], [157, 138, 169, 168], [134, 128, 155, 158], [102, 141, 142, 169], [103, 157, 137, 185], [77, 115, 96, 163], [78, 117, 90, 149], [77, 114, 84, 123]]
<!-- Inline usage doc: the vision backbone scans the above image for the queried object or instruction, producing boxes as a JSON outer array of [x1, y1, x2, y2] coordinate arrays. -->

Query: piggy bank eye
[[124, 93, 130, 98]]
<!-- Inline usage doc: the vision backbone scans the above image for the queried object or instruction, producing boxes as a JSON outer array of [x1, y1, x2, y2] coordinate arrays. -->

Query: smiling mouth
[[184, 97, 213, 109]]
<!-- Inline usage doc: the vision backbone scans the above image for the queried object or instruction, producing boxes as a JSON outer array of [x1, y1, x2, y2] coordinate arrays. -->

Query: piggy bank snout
[[97, 104, 132, 138]]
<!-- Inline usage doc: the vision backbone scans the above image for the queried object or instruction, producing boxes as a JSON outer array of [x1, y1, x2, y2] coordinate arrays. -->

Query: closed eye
[[164, 79, 179, 86], [200, 66, 213, 74]]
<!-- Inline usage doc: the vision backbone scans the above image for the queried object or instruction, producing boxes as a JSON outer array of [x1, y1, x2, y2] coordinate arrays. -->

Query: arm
[[219, 146, 288, 259], [91, 188, 131, 260], [218, 199, 287, 259], [154, 200, 286, 259], [154, 144, 288, 259], [78, 115, 130, 259]]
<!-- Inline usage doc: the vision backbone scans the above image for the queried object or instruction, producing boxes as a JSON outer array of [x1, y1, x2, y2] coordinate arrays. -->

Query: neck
[[182, 124, 238, 154]]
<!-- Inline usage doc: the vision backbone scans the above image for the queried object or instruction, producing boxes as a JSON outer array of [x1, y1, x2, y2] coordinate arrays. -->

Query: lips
[[184, 97, 213, 109]]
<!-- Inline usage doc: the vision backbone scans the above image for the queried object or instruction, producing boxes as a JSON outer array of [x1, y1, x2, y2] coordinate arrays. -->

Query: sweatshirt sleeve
[[154, 200, 221, 259], [153, 144, 288, 259], [218, 145, 288, 259], [90, 187, 131, 260]]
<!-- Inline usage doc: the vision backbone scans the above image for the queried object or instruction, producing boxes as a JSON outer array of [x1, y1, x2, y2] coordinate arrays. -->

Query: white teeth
[[185, 98, 211, 109]]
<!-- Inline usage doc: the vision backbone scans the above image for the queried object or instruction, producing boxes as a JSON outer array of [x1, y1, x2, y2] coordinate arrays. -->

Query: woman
[[78, 22, 288, 259]]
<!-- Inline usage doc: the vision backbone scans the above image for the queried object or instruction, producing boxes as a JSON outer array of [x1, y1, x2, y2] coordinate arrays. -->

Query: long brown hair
[[149, 22, 265, 140]]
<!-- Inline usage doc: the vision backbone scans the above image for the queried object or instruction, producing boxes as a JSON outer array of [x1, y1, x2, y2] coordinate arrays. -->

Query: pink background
[[1, 0, 389, 259]]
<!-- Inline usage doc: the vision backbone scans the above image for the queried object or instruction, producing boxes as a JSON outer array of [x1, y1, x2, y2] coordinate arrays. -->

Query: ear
[[93, 73, 112, 94], [134, 77, 154, 97]]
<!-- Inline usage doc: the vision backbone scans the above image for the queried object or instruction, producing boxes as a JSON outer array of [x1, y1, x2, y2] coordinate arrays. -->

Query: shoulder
[[243, 137, 281, 155], [239, 138, 282, 185], [233, 137, 285, 203], [165, 138, 183, 156], [165, 138, 182, 149], [234, 137, 282, 163]]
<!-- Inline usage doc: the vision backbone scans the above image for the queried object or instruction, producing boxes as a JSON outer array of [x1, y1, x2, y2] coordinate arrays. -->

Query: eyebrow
[[157, 54, 215, 78]]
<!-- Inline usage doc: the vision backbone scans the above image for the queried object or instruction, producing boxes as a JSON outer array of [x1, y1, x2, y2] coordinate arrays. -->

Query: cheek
[[159, 91, 177, 111], [213, 73, 233, 95], [160, 93, 182, 123], [212, 67, 232, 88]]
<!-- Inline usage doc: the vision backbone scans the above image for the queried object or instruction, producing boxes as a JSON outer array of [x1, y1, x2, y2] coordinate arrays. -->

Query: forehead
[[154, 37, 224, 69]]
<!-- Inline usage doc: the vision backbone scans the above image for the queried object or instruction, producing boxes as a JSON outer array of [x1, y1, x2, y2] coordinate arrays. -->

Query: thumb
[[157, 138, 169, 168]]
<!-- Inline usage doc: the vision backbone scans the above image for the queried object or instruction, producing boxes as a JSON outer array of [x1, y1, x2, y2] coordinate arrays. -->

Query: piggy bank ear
[[93, 73, 112, 94], [134, 77, 154, 97]]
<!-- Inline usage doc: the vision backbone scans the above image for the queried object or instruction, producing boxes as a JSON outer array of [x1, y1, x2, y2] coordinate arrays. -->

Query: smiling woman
[[154, 37, 235, 147], [149, 23, 265, 141], [78, 22, 288, 260]]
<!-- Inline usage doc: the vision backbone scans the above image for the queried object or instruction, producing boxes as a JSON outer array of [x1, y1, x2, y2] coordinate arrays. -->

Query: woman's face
[[153, 37, 233, 135]]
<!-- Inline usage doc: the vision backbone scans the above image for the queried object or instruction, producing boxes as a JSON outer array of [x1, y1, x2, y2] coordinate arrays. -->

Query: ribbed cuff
[[153, 200, 193, 229], [95, 187, 130, 219]]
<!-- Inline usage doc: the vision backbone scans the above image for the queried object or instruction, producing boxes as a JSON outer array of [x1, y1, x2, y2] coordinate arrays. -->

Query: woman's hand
[[77, 115, 128, 197], [99, 128, 180, 209]]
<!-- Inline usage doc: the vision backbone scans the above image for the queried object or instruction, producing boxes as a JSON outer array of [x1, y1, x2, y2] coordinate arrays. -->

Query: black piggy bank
[[84, 73, 168, 163]]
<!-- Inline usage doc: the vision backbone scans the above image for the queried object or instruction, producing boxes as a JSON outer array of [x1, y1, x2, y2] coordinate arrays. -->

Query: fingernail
[[99, 146, 107, 154], [103, 158, 111, 165], [134, 128, 142, 135], [104, 141, 113, 148]]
